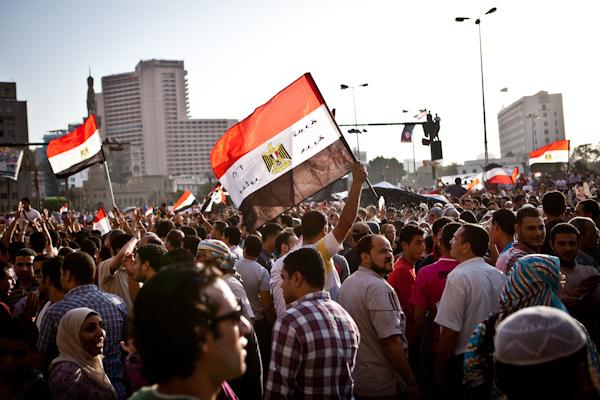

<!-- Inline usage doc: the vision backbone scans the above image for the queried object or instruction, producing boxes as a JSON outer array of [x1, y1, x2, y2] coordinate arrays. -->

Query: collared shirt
[[338, 266, 407, 397], [388, 257, 417, 344], [435, 257, 505, 355], [98, 257, 134, 316], [265, 291, 359, 399], [498, 242, 534, 274], [37, 284, 127, 399]]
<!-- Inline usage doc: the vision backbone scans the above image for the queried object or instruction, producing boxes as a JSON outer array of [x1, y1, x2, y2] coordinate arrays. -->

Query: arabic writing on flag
[[210, 73, 355, 231]]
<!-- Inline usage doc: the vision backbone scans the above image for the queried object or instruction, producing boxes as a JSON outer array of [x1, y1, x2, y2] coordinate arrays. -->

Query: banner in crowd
[[202, 183, 228, 212], [210, 73, 355, 231], [467, 166, 519, 190], [172, 190, 197, 213], [46, 115, 104, 178], [0, 147, 24, 181], [401, 124, 415, 143], [93, 207, 110, 236], [529, 139, 569, 165]]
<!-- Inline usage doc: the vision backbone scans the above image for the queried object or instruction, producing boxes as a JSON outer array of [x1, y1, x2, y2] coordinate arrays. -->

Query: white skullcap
[[494, 306, 587, 366]]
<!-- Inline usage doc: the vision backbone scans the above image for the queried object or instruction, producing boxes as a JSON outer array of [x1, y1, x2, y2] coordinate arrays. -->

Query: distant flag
[[210, 73, 355, 232], [500, 87, 508, 92], [467, 175, 483, 190], [172, 190, 197, 213], [143, 206, 153, 217], [483, 167, 518, 185], [202, 184, 229, 212], [46, 115, 104, 178], [529, 140, 570, 165], [92, 207, 111, 236], [511, 166, 519, 184], [401, 124, 415, 143], [414, 110, 427, 119], [59, 204, 69, 214], [0, 147, 24, 181]]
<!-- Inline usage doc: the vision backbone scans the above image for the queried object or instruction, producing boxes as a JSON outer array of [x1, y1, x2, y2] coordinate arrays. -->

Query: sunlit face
[[363, 235, 394, 275], [0, 267, 15, 298], [14, 256, 34, 282], [402, 234, 426, 263], [550, 232, 579, 265], [450, 227, 468, 261], [79, 314, 105, 357], [32, 261, 44, 286], [516, 216, 546, 249]]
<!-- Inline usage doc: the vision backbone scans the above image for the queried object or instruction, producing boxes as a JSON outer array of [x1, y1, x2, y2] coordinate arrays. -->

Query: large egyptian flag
[[211, 73, 355, 232], [172, 190, 197, 213], [47, 115, 104, 178], [529, 140, 570, 165]]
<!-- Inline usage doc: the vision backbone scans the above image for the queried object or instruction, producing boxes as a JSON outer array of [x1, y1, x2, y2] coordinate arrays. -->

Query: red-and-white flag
[[172, 190, 197, 213], [529, 140, 570, 165], [92, 207, 111, 236], [46, 115, 104, 178], [483, 167, 519, 185], [59, 204, 69, 214], [210, 73, 354, 231]]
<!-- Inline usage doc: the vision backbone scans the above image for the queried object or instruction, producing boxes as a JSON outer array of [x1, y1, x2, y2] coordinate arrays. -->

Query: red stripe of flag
[[528, 139, 569, 158], [47, 115, 99, 157]]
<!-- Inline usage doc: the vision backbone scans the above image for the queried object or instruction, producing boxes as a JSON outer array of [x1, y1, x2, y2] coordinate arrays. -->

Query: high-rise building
[[95, 60, 237, 180], [497, 91, 566, 158]]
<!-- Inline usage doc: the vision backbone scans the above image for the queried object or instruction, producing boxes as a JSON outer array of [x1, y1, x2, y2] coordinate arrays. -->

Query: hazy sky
[[2, 0, 599, 167]]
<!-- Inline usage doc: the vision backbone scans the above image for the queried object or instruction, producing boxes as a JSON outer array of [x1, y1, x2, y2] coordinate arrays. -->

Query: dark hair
[[569, 217, 594, 237], [492, 209, 516, 236], [196, 226, 208, 240], [138, 244, 168, 273], [399, 225, 425, 245], [0, 318, 38, 351], [42, 257, 63, 290], [227, 216, 240, 227], [212, 221, 228, 236], [514, 194, 526, 204], [549, 222, 580, 242], [181, 226, 197, 237], [61, 252, 95, 284], [87, 235, 102, 249], [15, 247, 36, 259], [460, 224, 489, 257], [160, 248, 196, 268], [183, 235, 201, 256], [356, 234, 377, 259], [48, 230, 60, 248], [283, 248, 325, 289], [516, 207, 542, 225], [578, 199, 600, 222], [459, 210, 477, 223], [0, 260, 11, 280], [455, 177, 462, 185], [275, 232, 295, 255], [111, 233, 133, 254], [21, 197, 30, 204], [301, 211, 327, 239], [243, 235, 263, 258], [542, 191, 567, 217], [156, 220, 175, 238], [223, 226, 242, 246], [58, 247, 75, 257], [80, 239, 98, 260], [280, 214, 294, 228], [166, 229, 185, 249], [425, 235, 434, 253], [261, 222, 283, 240], [134, 266, 221, 383], [440, 222, 463, 250], [432, 217, 453, 235], [29, 232, 46, 253], [33, 254, 51, 265]]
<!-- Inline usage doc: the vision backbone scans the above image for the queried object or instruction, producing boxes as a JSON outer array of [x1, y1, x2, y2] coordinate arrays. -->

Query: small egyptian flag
[[210, 73, 354, 232], [172, 190, 197, 213], [59, 204, 69, 214], [92, 207, 111, 236], [143, 206, 153, 217], [401, 124, 415, 143], [46, 115, 104, 178]]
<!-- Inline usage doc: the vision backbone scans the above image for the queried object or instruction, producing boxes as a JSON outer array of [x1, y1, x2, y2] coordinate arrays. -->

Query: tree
[[571, 143, 600, 172], [436, 163, 459, 176], [367, 157, 406, 185], [43, 196, 68, 212]]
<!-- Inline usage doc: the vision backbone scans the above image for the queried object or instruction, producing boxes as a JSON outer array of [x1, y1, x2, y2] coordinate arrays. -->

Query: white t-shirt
[[435, 256, 506, 354], [20, 208, 41, 224]]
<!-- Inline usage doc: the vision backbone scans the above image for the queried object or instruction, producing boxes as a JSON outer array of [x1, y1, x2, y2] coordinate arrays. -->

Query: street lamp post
[[456, 7, 497, 166], [525, 113, 540, 152], [341, 83, 368, 160]]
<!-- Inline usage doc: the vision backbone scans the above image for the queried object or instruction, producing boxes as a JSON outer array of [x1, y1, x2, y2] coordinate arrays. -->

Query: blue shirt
[[38, 284, 127, 399]]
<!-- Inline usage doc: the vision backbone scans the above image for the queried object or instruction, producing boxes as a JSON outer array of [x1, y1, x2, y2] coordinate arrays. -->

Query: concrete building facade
[[497, 91, 566, 158]]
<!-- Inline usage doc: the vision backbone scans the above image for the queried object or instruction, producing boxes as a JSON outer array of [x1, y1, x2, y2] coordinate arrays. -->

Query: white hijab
[[50, 307, 115, 392]]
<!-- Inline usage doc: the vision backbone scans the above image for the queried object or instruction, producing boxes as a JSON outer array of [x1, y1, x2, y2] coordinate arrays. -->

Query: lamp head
[[340, 84, 349, 90]]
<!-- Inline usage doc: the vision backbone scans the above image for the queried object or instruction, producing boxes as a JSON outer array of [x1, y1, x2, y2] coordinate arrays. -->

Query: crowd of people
[[1, 163, 600, 400]]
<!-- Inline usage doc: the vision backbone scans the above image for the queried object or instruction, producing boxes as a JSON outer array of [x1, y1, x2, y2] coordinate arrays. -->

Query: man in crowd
[[224, 226, 244, 260], [569, 216, 600, 267], [388, 225, 425, 369], [5, 248, 37, 309], [124, 243, 167, 288], [501, 207, 545, 274], [38, 251, 128, 399], [266, 248, 359, 399], [18, 197, 41, 224], [257, 223, 283, 271], [576, 199, 600, 225], [130, 264, 250, 400], [417, 217, 452, 270], [490, 209, 517, 272], [339, 235, 420, 399], [434, 224, 505, 397], [540, 190, 567, 254], [34, 257, 64, 331], [0, 262, 14, 320], [342, 222, 372, 274], [274, 231, 298, 260], [445, 177, 467, 198], [165, 229, 184, 251]]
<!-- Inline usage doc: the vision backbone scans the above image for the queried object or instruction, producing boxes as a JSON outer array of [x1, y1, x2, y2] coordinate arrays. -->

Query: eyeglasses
[[210, 305, 244, 327], [15, 262, 33, 267]]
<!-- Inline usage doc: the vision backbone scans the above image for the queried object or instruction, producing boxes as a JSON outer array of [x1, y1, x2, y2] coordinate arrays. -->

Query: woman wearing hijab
[[48, 307, 116, 400], [463, 254, 600, 399]]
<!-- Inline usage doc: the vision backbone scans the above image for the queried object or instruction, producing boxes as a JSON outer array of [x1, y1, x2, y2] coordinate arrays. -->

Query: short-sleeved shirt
[[388, 257, 417, 344], [410, 257, 460, 351], [435, 257, 505, 355], [265, 291, 359, 399], [97, 257, 133, 315], [235, 257, 271, 320], [498, 242, 532, 275], [494, 241, 515, 274], [562, 264, 600, 294], [338, 266, 407, 397], [223, 274, 255, 320]]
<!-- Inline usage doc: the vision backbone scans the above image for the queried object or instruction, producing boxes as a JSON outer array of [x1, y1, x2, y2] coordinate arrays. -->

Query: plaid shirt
[[37, 284, 127, 399], [265, 291, 360, 399]]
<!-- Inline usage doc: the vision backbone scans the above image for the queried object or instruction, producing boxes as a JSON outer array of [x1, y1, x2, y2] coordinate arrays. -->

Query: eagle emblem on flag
[[80, 146, 90, 159], [262, 143, 291, 174], [545, 153, 552, 160]]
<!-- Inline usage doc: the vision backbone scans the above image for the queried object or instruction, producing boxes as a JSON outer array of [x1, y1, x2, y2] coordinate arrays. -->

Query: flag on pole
[[143, 206, 154, 217], [529, 140, 570, 165], [93, 207, 111, 236], [46, 115, 104, 178], [172, 190, 197, 213], [0, 147, 24, 181], [210, 73, 355, 232], [401, 124, 415, 143], [59, 204, 69, 214], [483, 167, 519, 185]]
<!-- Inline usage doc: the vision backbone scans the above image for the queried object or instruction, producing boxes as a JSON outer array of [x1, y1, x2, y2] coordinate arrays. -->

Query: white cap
[[494, 306, 587, 366]]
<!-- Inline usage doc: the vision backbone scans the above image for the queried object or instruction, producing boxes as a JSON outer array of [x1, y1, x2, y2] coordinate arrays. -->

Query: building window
[[545, 129, 549, 135], [543, 112, 547, 117]]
